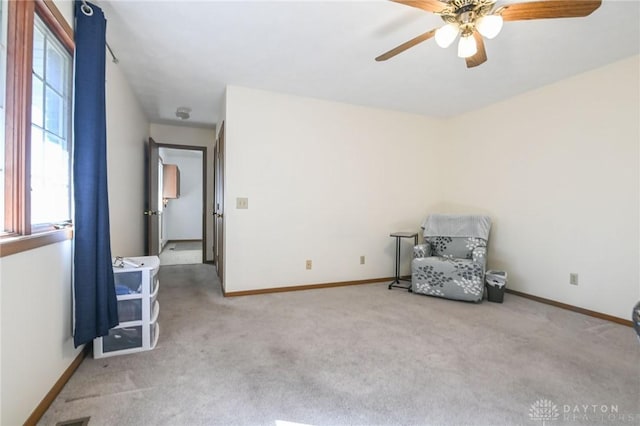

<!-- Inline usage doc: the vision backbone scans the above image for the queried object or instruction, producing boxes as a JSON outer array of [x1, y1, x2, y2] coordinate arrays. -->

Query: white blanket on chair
[[421, 214, 491, 240]]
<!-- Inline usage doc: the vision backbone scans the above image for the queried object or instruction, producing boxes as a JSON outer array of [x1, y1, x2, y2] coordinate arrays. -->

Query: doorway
[[146, 140, 207, 265]]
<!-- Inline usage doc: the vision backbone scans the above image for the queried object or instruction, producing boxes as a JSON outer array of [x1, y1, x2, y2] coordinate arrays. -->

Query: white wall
[[106, 49, 150, 257], [224, 86, 444, 292], [1, 242, 75, 425], [0, 1, 149, 422], [222, 57, 638, 319], [441, 56, 639, 320], [161, 149, 203, 241], [149, 124, 216, 261]]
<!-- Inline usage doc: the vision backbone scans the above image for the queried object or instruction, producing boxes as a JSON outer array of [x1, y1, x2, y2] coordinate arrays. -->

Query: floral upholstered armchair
[[412, 214, 492, 302]]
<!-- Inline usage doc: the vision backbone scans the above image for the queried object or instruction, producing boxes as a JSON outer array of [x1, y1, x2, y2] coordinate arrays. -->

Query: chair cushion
[[426, 236, 486, 260], [412, 257, 484, 302]]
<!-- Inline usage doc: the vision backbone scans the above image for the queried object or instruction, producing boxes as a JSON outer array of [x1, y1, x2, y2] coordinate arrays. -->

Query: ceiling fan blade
[[375, 29, 436, 61], [466, 31, 487, 68], [497, 0, 601, 22], [392, 0, 448, 13]]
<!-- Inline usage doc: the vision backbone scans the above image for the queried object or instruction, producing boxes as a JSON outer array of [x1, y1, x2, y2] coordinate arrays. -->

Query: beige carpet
[[40, 264, 639, 425]]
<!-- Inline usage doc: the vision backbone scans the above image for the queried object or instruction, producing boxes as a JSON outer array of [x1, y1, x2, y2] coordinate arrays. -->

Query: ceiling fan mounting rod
[[440, 0, 496, 24], [450, 0, 496, 10]]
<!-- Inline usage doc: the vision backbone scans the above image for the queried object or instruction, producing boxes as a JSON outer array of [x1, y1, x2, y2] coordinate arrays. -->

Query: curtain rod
[[80, 0, 119, 64], [106, 42, 119, 64]]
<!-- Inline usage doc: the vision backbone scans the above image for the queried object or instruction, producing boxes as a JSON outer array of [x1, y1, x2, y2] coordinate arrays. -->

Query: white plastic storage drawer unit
[[94, 256, 160, 358]]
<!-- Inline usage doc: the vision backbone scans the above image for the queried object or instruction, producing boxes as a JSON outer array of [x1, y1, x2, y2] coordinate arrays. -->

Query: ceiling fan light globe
[[476, 14, 503, 39], [457, 35, 477, 58], [435, 23, 459, 48]]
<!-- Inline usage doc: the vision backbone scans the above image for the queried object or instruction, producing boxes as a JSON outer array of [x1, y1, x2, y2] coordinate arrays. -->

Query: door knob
[[215, 213, 223, 218], [144, 210, 160, 216]]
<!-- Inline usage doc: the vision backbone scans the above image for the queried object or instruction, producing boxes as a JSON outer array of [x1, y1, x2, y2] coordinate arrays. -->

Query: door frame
[[145, 138, 161, 256], [213, 122, 225, 290], [153, 142, 208, 264]]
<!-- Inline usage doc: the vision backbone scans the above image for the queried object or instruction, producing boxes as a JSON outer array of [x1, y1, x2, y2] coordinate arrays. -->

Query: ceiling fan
[[375, 0, 602, 68]]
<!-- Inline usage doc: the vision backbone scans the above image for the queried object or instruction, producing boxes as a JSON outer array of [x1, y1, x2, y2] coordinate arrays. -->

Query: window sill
[[0, 228, 73, 258]]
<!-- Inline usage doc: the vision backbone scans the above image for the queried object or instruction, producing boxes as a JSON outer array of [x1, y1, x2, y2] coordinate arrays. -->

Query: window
[[1, 0, 74, 255], [31, 15, 72, 226]]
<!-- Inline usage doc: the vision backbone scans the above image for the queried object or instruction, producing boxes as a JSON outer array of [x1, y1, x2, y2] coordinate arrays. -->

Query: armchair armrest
[[472, 246, 487, 271], [413, 243, 431, 259]]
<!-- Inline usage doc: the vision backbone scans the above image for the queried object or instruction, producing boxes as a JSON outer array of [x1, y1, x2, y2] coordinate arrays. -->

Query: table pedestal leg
[[388, 236, 412, 291]]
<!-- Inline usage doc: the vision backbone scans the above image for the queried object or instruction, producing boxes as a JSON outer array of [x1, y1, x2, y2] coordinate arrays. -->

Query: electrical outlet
[[306, 260, 312, 270], [569, 273, 579, 285], [360, 255, 365, 265], [236, 197, 249, 209]]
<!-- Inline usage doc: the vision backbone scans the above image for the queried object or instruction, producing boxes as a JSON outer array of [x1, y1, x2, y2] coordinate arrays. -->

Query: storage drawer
[[102, 326, 142, 353], [117, 298, 142, 323], [114, 271, 142, 295]]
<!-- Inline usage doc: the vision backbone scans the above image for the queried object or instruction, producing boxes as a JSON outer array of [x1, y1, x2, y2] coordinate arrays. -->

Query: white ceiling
[[97, 0, 640, 128]]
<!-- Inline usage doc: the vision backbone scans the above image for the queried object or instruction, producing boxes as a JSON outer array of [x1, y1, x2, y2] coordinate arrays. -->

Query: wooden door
[[214, 123, 225, 288], [145, 138, 161, 255]]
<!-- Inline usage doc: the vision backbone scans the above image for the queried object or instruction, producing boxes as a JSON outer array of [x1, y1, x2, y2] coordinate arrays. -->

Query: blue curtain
[[73, 1, 118, 347]]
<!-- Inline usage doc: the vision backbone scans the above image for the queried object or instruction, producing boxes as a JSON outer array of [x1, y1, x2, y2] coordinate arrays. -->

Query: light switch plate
[[236, 197, 248, 209]]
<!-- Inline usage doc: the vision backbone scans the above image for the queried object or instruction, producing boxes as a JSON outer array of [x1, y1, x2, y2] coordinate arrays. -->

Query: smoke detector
[[175, 107, 191, 120]]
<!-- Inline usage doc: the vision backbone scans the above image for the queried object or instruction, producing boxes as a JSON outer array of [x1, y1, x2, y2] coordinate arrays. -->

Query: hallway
[[159, 240, 202, 266]]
